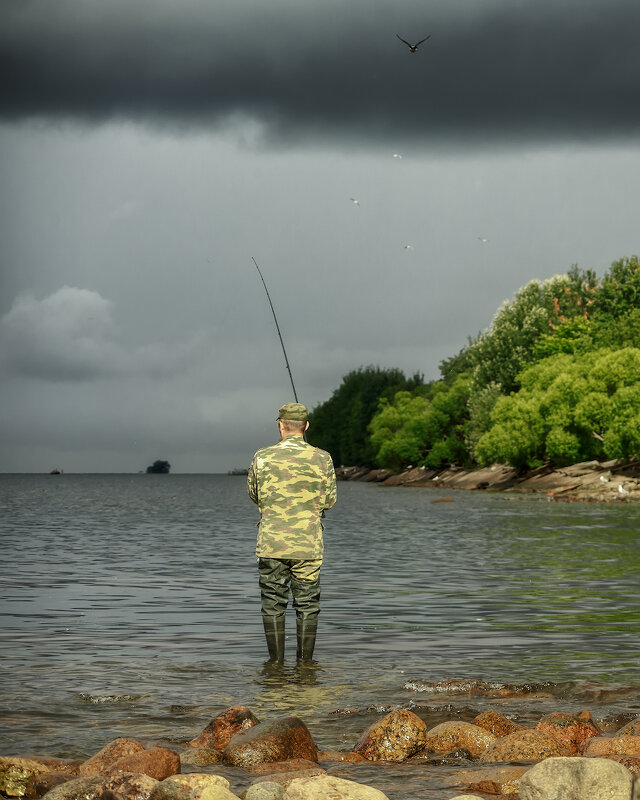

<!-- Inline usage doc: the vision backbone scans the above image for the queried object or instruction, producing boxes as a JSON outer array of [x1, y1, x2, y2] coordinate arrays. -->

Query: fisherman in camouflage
[[248, 402, 337, 663]]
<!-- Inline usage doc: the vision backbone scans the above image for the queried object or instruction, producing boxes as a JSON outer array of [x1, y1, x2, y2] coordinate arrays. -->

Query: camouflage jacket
[[247, 434, 337, 559]]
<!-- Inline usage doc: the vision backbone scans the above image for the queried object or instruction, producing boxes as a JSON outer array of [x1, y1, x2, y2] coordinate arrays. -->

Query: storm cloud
[[2, 0, 639, 145]]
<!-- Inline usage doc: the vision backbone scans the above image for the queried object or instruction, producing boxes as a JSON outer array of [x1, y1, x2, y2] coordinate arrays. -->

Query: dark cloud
[[2, 0, 639, 144]]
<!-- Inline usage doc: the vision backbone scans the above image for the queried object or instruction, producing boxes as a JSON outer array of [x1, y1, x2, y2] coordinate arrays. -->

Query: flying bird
[[350, 197, 360, 207], [396, 34, 431, 53], [477, 236, 489, 243], [393, 153, 403, 159]]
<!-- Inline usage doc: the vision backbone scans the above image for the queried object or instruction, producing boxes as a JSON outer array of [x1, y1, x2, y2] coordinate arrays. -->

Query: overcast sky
[[1, 0, 639, 473]]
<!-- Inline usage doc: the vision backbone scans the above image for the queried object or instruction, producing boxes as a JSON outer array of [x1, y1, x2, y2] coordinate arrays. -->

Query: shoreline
[[336, 458, 640, 503]]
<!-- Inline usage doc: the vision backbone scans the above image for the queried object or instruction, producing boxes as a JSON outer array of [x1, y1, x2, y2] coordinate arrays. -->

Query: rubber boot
[[262, 615, 285, 663], [296, 616, 318, 662]]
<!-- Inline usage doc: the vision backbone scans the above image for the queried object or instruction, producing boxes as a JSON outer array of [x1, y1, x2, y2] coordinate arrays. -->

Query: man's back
[[248, 435, 336, 559]]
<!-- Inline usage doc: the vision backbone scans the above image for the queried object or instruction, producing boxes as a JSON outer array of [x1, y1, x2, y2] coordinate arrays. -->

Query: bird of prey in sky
[[396, 34, 431, 53]]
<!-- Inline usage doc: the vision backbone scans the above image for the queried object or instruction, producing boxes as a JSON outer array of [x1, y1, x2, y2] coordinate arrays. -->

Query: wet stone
[[97, 771, 158, 800], [606, 754, 640, 775], [178, 749, 223, 768], [188, 706, 259, 752], [223, 717, 318, 767], [244, 783, 285, 800], [447, 765, 529, 795], [24, 772, 77, 799], [535, 712, 600, 754], [420, 721, 497, 757], [316, 751, 366, 763], [479, 729, 571, 762], [583, 735, 640, 757], [38, 776, 105, 800], [0, 758, 51, 797], [473, 711, 524, 738], [352, 708, 428, 762], [616, 718, 640, 736], [244, 759, 322, 775], [79, 741, 146, 778], [102, 749, 180, 781], [518, 756, 632, 800], [284, 774, 390, 800], [149, 775, 232, 800]]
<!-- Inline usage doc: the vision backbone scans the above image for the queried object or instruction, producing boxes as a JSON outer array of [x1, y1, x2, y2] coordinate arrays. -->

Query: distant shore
[[336, 458, 640, 503]]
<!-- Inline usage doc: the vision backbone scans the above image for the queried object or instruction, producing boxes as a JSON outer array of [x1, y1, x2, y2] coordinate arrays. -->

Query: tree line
[[307, 256, 640, 472]]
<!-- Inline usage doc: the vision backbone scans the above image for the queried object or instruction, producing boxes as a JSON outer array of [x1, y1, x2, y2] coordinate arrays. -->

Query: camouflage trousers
[[258, 558, 321, 622]]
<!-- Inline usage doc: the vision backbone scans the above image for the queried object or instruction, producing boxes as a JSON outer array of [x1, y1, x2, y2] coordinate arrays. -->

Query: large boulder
[[223, 717, 317, 767], [245, 785, 285, 800], [518, 756, 632, 800], [352, 709, 427, 762], [480, 729, 570, 763], [535, 712, 600, 754], [420, 722, 497, 757], [188, 707, 259, 751], [102, 750, 180, 781], [283, 774, 389, 799], [79, 741, 146, 777]]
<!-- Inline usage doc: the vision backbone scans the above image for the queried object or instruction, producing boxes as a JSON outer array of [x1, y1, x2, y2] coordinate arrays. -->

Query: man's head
[[278, 402, 309, 437]]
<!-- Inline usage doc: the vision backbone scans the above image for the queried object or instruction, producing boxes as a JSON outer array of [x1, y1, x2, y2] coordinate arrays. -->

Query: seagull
[[618, 484, 630, 496], [404, 244, 413, 250], [350, 197, 360, 207], [393, 153, 403, 159], [396, 34, 431, 53], [477, 236, 489, 243]]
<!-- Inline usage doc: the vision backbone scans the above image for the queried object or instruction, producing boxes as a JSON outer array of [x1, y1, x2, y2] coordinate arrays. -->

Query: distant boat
[[49, 468, 63, 475]]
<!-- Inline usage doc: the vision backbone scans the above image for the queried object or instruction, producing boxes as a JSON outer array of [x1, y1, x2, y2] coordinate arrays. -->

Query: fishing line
[[252, 257, 299, 403]]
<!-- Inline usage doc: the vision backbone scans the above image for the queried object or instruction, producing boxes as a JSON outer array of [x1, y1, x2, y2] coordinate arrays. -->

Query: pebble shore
[[3, 678, 640, 800]]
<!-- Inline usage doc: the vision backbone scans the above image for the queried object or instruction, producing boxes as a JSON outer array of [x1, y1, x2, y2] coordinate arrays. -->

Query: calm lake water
[[1, 473, 639, 799]]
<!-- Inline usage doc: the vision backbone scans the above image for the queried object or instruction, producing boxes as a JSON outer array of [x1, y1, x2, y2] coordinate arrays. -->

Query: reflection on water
[[1, 474, 639, 797]]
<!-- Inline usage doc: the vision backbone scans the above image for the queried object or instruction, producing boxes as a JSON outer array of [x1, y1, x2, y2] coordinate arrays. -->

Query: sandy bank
[[336, 458, 640, 503]]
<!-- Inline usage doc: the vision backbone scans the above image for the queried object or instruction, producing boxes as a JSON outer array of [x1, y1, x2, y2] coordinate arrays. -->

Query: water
[[1, 474, 639, 798]]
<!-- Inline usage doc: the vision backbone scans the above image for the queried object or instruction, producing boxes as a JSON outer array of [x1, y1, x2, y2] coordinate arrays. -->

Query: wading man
[[248, 402, 337, 663]]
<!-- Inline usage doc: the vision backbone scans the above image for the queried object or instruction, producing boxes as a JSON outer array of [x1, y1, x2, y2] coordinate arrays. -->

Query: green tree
[[146, 459, 171, 474], [307, 366, 424, 467], [369, 374, 472, 471], [475, 348, 640, 469]]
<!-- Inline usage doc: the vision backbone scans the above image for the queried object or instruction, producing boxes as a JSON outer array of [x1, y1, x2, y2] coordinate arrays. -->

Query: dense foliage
[[146, 460, 171, 474], [312, 256, 640, 472], [307, 366, 424, 467], [474, 348, 640, 469]]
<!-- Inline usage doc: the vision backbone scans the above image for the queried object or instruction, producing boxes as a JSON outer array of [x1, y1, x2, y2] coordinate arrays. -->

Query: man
[[247, 402, 337, 663]]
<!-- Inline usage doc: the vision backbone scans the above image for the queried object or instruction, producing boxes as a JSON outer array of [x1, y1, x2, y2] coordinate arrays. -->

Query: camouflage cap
[[278, 402, 308, 421]]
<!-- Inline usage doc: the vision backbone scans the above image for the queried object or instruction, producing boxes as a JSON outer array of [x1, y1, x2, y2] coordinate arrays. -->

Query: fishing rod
[[252, 257, 299, 403]]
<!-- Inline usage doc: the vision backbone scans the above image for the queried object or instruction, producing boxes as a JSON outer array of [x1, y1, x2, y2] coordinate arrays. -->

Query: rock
[[352, 709, 427, 762], [283, 774, 389, 799], [420, 721, 497, 757], [98, 772, 158, 800], [102, 749, 180, 781], [473, 711, 524, 738], [248, 771, 325, 790], [480, 729, 570, 762], [518, 756, 632, 800], [244, 760, 323, 776], [79, 741, 146, 777], [448, 766, 528, 795], [316, 751, 366, 763], [0, 758, 51, 797], [244, 784, 285, 800], [178, 749, 223, 768], [583, 735, 640, 757], [38, 776, 105, 800], [447, 796, 485, 800], [25, 772, 77, 799], [535, 712, 600, 754], [616, 718, 640, 736], [223, 717, 318, 767], [606, 755, 640, 775], [187, 707, 259, 751], [149, 776, 236, 800]]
